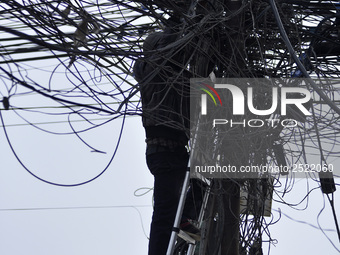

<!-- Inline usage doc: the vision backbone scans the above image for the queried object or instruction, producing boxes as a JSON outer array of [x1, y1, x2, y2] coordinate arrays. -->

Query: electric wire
[[0, 0, 340, 253], [0, 107, 126, 187]]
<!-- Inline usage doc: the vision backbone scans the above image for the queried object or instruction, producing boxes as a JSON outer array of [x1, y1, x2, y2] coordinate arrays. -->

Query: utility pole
[[219, 1, 245, 254]]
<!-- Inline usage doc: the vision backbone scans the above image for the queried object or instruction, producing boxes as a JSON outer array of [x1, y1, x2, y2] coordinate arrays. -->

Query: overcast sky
[[0, 110, 339, 255], [0, 1, 339, 253], [0, 51, 339, 255]]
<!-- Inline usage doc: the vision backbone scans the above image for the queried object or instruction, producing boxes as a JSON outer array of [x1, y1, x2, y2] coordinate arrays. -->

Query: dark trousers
[[146, 145, 202, 255]]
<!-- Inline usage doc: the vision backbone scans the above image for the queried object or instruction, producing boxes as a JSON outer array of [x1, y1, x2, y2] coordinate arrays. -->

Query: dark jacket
[[133, 27, 191, 144]]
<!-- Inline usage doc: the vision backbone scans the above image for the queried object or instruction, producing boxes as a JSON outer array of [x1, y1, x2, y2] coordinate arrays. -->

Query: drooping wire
[[0, 106, 126, 187]]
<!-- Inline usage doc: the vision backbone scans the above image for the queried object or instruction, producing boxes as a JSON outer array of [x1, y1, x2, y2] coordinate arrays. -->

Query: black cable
[[269, 0, 340, 116], [326, 193, 340, 243], [0, 106, 126, 187], [316, 192, 340, 253], [1, 0, 340, 252]]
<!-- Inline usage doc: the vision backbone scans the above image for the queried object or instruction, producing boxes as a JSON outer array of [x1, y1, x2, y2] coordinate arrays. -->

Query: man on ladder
[[133, 16, 202, 255]]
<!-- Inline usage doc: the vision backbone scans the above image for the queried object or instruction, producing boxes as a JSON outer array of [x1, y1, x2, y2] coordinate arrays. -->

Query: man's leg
[[149, 170, 185, 255], [146, 147, 188, 255]]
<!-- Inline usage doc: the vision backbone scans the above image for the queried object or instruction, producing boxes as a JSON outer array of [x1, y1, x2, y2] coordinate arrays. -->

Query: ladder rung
[[178, 230, 196, 244]]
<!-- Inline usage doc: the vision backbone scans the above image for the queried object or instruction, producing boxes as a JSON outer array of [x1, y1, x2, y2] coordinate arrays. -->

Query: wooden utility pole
[[219, 1, 245, 254]]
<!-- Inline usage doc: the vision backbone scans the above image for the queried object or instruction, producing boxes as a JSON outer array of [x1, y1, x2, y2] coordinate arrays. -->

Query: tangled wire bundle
[[0, 0, 340, 253]]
